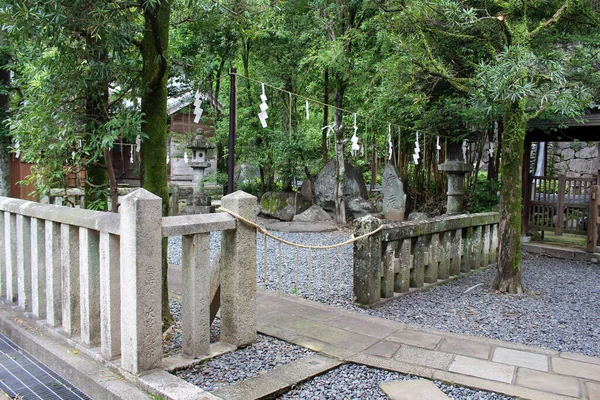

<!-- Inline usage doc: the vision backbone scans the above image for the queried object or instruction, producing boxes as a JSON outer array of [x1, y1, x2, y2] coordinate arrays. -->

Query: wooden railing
[[0, 189, 257, 376], [525, 174, 597, 236]]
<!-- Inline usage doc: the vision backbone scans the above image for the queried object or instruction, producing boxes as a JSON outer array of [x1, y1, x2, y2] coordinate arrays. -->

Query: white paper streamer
[[462, 140, 468, 162], [351, 113, 360, 156], [130, 146, 134, 163], [413, 132, 420, 165], [14, 141, 20, 159], [136, 135, 141, 153], [184, 151, 189, 164], [166, 154, 170, 165], [387, 124, 393, 160], [322, 123, 334, 150], [193, 90, 204, 124], [305, 99, 310, 120], [257, 83, 269, 128]]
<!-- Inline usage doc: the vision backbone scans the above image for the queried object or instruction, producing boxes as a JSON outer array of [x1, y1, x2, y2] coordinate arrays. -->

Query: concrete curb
[[523, 242, 600, 262]]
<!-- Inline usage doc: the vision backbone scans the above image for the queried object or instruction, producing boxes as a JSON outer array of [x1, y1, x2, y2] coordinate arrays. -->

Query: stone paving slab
[[493, 347, 548, 372], [387, 329, 442, 349], [516, 368, 581, 398], [587, 382, 600, 400], [394, 345, 453, 370], [448, 356, 515, 383], [211, 354, 341, 400], [380, 379, 450, 400], [560, 352, 600, 366], [364, 341, 401, 359], [552, 357, 600, 381], [437, 337, 492, 359]]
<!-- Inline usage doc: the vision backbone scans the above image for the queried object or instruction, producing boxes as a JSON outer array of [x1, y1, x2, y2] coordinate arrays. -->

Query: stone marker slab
[[449, 356, 514, 383], [516, 368, 580, 398], [559, 352, 600, 366], [394, 345, 453, 370], [587, 382, 600, 400], [552, 357, 600, 381], [493, 347, 548, 372], [387, 330, 442, 350], [382, 163, 407, 221], [380, 379, 449, 400], [364, 341, 401, 359], [438, 338, 491, 360]]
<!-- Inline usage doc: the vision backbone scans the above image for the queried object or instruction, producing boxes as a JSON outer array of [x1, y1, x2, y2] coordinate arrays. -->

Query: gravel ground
[[279, 363, 513, 400]]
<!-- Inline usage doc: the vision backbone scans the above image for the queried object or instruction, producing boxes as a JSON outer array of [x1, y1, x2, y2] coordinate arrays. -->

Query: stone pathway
[[255, 290, 600, 400]]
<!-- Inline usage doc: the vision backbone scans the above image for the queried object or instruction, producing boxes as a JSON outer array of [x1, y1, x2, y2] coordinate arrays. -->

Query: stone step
[[380, 379, 450, 400], [211, 354, 342, 400]]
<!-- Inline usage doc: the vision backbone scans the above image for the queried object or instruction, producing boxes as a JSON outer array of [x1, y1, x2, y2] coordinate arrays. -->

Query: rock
[[259, 191, 312, 221], [292, 204, 333, 222], [590, 258, 598, 264], [575, 145, 596, 159], [314, 160, 368, 213], [347, 197, 377, 219], [300, 179, 315, 201], [562, 148, 575, 161], [382, 163, 406, 221], [407, 212, 429, 221]]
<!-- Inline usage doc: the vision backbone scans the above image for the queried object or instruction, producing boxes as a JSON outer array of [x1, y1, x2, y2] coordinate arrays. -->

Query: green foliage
[[466, 179, 500, 213]]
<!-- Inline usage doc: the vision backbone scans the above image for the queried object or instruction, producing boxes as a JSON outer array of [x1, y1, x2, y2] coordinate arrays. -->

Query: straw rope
[[217, 207, 384, 250]]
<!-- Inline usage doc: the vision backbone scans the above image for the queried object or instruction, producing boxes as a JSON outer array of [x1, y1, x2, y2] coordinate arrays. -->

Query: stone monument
[[382, 163, 407, 221], [182, 132, 215, 214]]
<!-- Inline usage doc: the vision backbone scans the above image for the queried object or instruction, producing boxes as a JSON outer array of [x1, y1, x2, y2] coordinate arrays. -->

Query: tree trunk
[[140, 0, 173, 330], [494, 100, 526, 294], [333, 77, 346, 224]]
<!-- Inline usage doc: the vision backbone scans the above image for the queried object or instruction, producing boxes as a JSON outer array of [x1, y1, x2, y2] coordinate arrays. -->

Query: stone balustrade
[[354, 212, 500, 307], [0, 189, 256, 376]]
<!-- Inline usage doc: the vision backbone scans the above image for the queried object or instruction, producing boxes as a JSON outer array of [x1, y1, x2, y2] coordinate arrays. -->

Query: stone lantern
[[438, 142, 472, 215], [182, 131, 215, 214]]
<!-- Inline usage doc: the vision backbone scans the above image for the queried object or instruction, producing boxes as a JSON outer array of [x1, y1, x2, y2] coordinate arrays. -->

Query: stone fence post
[[119, 189, 163, 375], [353, 215, 382, 307], [220, 191, 257, 347]]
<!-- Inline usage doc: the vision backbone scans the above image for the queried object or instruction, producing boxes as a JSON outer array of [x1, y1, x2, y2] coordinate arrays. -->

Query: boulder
[[382, 163, 407, 221], [348, 197, 377, 219], [315, 160, 368, 212], [259, 191, 312, 221], [292, 204, 333, 222], [299, 179, 315, 201], [408, 212, 429, 221]]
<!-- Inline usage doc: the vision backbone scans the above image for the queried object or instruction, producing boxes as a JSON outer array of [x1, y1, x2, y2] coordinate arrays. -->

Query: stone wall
[[552, 142, 599, 178]]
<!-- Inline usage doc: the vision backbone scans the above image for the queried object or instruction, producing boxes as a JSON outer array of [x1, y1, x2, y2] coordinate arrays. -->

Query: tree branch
[[529, 0, 569, 39]]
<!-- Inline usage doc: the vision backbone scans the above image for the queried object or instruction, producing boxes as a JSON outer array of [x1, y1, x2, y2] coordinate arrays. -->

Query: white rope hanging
[[305, 99, 310, 120], [322, 123, 334, 150], [436, 136, 441, 162], [184, 151, 189, 164], [136, 135, 141, 153], [257, 83, 269, 128], [462, 139, 468, 162]]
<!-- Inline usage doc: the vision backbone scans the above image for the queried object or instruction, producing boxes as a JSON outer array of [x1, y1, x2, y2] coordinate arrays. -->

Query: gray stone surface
[[292, 204, 333, 223], [353, 215, 382, 306], [438, 338, 491, 359], [380, 379, 450, 400], [364, 341, 401, 358], [45, 220, 61, 327], [587, 382, 600, 400], [221, 191, 258, 347], [551, 357, 600, 381], [300, 179, 315, 201], [394, 345, 453, 370], [16, 215, 31, 311], [61, 223, 80, 337], [119, 188, 163, 374], [30, 218, 45, 319], [449, 356, 515, 383], [407, 212, 428, 221], [348, 197, 377, 219], [516, 368, 580, 397], [387, 330, 442, 350], [4, 212, 16, 302], [493, 347, 548, 371], [382, 163, 407, 221], [79, 228, 101, 347], [260, 191, 312, 221], [314, 160, 368, 213], [99, 232, 120, 360]]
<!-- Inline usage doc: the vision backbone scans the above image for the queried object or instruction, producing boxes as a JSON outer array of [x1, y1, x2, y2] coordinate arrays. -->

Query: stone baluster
[[221, 191, 258, 346], [5, 212, 17, 302], [411, 235, 428, 288], [0, 212, 4, 298], [491, 224, 499, 263], [461, 226, 473, 273], [120, 189, 163, 375], [100, 232, 120, 360], [31, 218, 46, 319], [425, 234, 439, 283], [438, 231, 451, 280], [182, 232, 211, 357], [449, 229, 462, 276], [472, 225, 483, 269], [382, 242, 397, 298], [45, 221, 62, 327], [80, 228, 100, 347], [482, 225, 491, 267], [353, 215, 382, 306], [61, 224, 80, 336], [395, 239, 412, 293], [17, 215, 32, 311]]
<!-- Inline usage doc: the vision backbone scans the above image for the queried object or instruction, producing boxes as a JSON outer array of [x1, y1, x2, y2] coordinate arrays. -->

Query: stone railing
[[0, 189, 256, 376], [354, 212, 500, 306]]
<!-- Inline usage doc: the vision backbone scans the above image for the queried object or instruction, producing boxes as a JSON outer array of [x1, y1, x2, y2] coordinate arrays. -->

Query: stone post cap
[[120, 188, 162, 202], [222, 190, 257, 202], [437, 161, 472, 173]]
